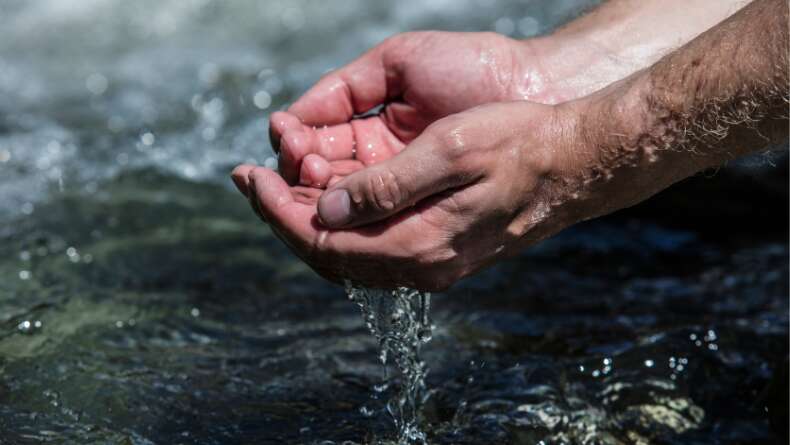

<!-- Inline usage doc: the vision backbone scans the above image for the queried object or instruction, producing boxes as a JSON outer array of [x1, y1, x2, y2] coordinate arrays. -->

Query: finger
[[247, 185, 267, 223], [246, 167, 319, 249], [247, 168, 442, 287], [269, 111, 303, 154], [292, 185, 323, 205], [288, 42, 400, 126], [282, 116, 404, 185], [317, 132, 473, 228], [279, 128, 311, 185], [381, 101, 430, 143], [329, 159, 365, 176], [299, 154, 332, 188], [296, 156, 365, 190], [278, 123, 355, 181], [303, 159, 365, 189], [231, 164, 256, 197]]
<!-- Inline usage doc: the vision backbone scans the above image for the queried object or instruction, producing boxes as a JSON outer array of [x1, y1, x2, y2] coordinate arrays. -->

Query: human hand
[[235, 52, 785, 292], [234, 0, 784, 290], [234, 100, 587, 290], [273, 0, 748, 187], [268, 31, 575, 189]]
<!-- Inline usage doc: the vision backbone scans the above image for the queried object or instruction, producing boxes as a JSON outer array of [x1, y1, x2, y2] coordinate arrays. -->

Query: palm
[[232, 164, 472, 288]]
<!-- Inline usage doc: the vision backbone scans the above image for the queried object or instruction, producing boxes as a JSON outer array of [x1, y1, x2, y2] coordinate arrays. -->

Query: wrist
[[550, 72, 712, 222], [518, 0, 748, 106], [514, 34, 650, 105]]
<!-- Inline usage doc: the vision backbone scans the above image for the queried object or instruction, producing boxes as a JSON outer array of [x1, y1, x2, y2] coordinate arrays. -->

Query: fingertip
[[279, 129, 311, 185], [329, 159, 365, 176], [300, 153, 332, 188], [231, 164, 255, 196], [317, 187, 352, 228], [269, 111, 302, 154], [287, 77, 351, 126]]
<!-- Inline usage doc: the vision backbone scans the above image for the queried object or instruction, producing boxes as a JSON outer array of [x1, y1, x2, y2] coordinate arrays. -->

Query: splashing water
[[346, 282, 434, 445]]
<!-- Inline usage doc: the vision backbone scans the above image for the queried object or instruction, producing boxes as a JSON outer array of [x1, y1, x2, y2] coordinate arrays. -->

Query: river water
[[0, 1, 787, 444]]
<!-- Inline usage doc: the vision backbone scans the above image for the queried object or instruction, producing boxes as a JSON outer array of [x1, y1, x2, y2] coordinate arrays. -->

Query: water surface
[[0, 1, 787, 444]]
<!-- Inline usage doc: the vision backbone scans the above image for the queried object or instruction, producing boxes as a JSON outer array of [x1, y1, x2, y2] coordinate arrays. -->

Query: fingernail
[[318, 189, 352, 227]]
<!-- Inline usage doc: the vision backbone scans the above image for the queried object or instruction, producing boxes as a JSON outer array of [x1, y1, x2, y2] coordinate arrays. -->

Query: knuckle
[[364, 168, 406, 213], [430, 116, 470, 162]]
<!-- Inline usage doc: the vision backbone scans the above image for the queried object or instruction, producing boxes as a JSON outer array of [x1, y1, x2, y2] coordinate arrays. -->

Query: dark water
[[0, 1, 787, 444]]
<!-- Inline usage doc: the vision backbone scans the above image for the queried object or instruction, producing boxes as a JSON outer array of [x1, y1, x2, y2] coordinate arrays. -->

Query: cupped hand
[[233, 101, 586, 290], [268, 31, 556, 188]]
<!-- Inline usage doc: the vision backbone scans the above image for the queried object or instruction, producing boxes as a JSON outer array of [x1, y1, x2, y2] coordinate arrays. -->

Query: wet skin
[[233, 0, 788, 290]]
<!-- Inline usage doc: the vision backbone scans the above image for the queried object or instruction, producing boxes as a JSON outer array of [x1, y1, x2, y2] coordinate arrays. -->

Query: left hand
[[232, 101, 584, 290]]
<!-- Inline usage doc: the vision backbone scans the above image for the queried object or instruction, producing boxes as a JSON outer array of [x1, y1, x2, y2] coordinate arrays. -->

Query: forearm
[[560, 0, 788, 219], [526, 0, 751, 102]]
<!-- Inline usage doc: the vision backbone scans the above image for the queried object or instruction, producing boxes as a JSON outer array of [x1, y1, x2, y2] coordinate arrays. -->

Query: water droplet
[[141, 132, 155, 146], [66, 247, 80, 263], [517, 16, 540, 37], [253, 91, 272, 110], [493, 17, 515, 35], [264, 157, 278, 169], [21, 202, 34, 215], [85, 73, 108, 95], [18, 270, 31, 280], [346, 283, 432, 442]]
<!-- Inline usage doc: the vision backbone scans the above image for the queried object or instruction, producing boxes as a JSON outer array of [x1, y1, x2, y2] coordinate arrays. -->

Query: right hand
[[269, 31, 560, 188]]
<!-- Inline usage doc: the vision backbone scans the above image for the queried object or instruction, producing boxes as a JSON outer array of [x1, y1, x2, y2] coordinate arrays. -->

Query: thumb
[[317, 135, 464, 228]]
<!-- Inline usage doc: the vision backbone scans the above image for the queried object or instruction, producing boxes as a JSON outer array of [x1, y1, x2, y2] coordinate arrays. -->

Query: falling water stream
[[346, 283, 434, 445], [0, 1, 787, 444]]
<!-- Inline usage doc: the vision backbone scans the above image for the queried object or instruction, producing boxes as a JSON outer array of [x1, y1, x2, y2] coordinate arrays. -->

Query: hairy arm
[[559, 0, 789, 221], [233, 0, 788, 290]]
